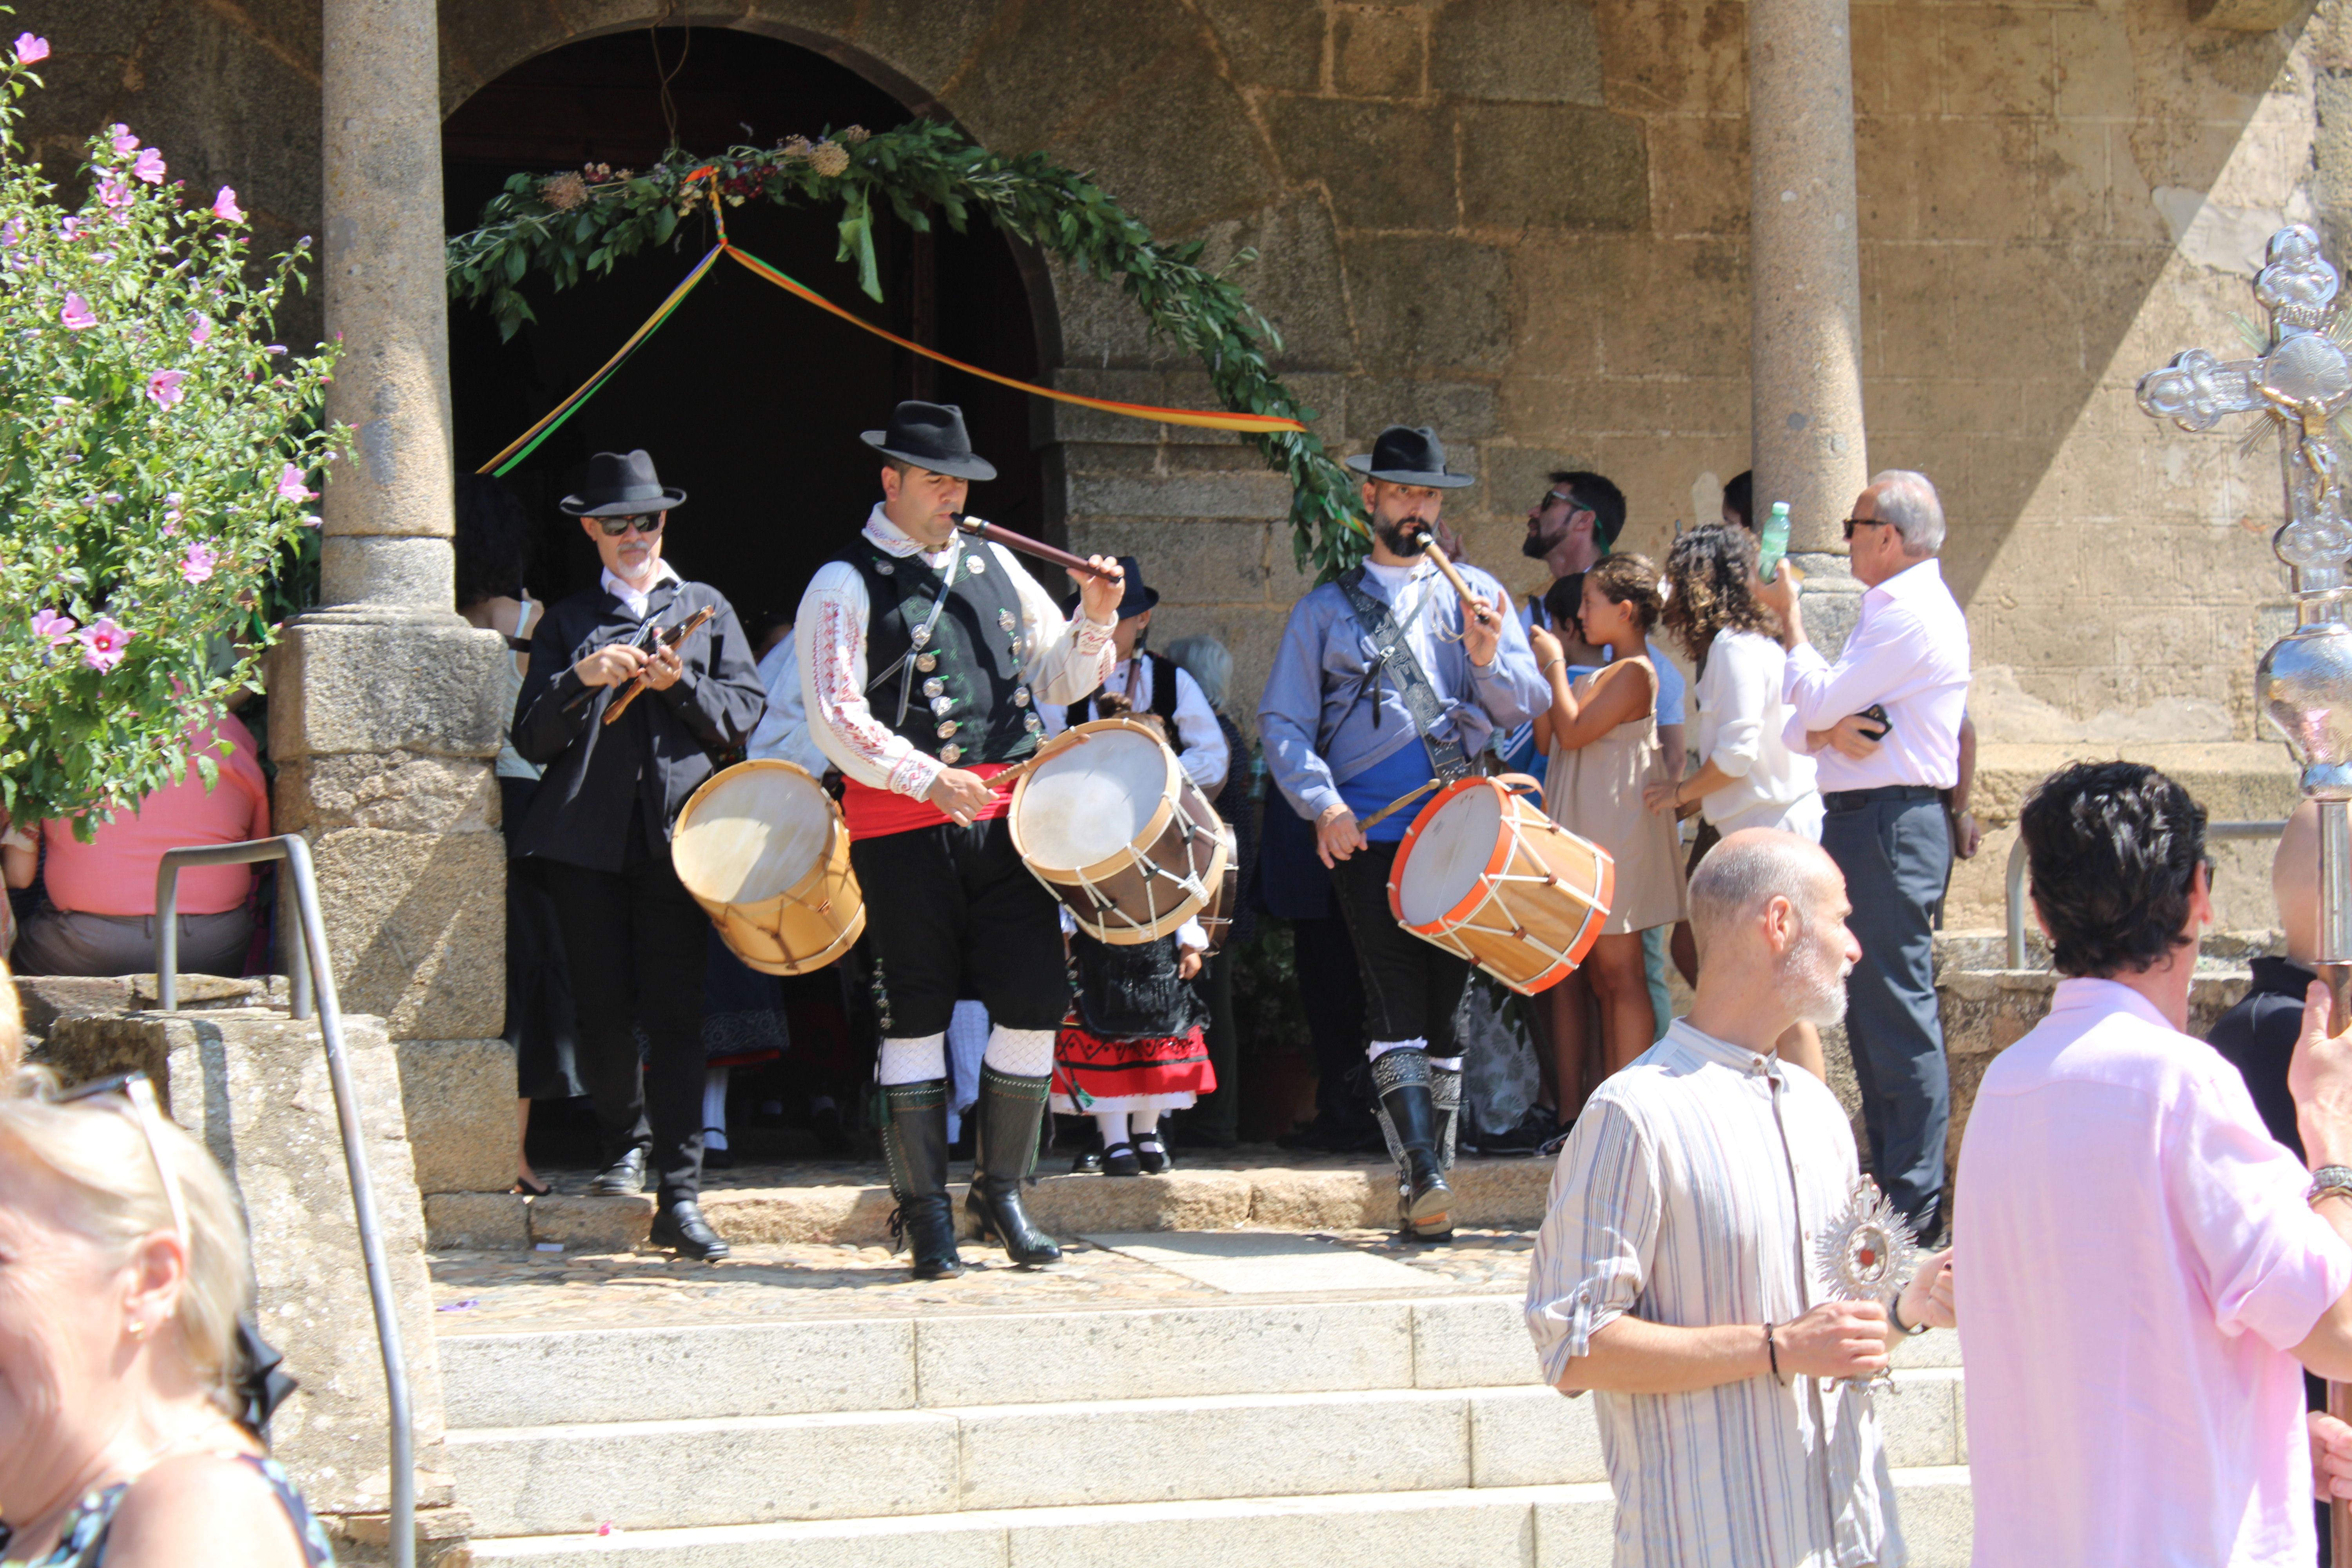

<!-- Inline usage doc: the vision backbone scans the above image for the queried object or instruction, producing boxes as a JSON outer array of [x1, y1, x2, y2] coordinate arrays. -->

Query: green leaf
[[195, 752, 218, 791]]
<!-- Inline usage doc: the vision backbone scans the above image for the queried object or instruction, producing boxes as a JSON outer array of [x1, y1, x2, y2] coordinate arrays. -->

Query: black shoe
[[1477, 1105, 1558, 1157], [1373, 1052, 1455, 1241], [1071, 1139, 1104, 1174], [701, 1132, 735, 1172], [1102, 1140, 1142, 1176], [588, 1145, 649, 1197], [882, 1080, 965, 1281], [1277, 1113, 1386, 1154], [964, 1067, 1062, 1266], [649, 1199, 731, 1261], [1133, 1131, 1172, 1174]]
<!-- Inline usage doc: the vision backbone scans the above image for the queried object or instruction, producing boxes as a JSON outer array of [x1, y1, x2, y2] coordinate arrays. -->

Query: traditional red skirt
[[1050, 1014, 1218, 1112]]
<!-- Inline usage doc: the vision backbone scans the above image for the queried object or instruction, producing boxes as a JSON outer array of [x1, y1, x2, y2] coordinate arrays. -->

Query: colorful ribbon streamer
[[476, 169, 1305, 477]]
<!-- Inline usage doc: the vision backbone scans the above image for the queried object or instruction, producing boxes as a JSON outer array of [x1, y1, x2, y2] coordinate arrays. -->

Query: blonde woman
[[0, 1018, 334, 1567]]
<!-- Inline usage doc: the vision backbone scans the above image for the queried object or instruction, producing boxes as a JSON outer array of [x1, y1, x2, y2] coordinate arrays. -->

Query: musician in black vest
[[796, 402, 1126, 1280], [1257, 426, 1547, 1240], [511, 449, 768, 1260]]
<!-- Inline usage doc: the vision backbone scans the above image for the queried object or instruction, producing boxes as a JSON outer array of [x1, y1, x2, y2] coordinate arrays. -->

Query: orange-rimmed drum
[[670, 760, 865, 976], [1386, 774, 1613, 995], [1010, 717, 1229, 946]]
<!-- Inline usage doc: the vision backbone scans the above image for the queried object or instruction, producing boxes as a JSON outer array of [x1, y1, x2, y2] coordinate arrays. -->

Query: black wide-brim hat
[[1113, 555, 1158, 619], [560, 449, 688, 516], [1345, 424, 1474, 489], [862, 400, 998, 483]]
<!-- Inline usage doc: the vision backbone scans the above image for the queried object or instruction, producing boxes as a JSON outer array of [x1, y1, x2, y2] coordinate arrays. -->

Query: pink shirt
[[1781, 556, 1970, 791], [42, 716, 271, 916], [1957, 977, 2352, 1567]]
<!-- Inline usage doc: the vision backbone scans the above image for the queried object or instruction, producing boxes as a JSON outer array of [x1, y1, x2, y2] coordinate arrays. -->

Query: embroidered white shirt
[[1039, 654, 1231, 792], [795, 505, 1117, 798], [600, 559, 683, 622], [1527, 1019, 1902, 1568]]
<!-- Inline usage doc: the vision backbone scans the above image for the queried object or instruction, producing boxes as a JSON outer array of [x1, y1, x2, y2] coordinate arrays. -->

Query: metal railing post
[[2004, 819, 2291, 970], [150, 836, 413, 1568]]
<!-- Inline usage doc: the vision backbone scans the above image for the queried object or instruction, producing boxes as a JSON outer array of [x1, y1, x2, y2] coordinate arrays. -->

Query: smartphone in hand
[[1858, 703, 1893, 741]]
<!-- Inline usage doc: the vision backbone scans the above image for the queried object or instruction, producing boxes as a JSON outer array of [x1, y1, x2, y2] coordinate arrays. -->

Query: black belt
[[1822, 784, 1944, 811]]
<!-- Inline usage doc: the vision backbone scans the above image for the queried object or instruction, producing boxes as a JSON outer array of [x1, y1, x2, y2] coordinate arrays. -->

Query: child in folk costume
[[1053, 915, 1216, 1174]]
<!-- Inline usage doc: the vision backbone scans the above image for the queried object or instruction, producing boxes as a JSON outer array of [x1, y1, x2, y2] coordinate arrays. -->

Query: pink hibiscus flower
[[145, 369, 189, 408], [60, 294, 95, 330], [29, 608, 74, 645], [96, 176, 131, 211], [180, 543, 217, 584], [132, 147, 165, 185], [108, 123, 136, 154], [11, 33, 47, 65], [188, 312, 212, 348], [76, 618, 129, 673], [211, 187, 242, 223], [276, 463, 315, 503]]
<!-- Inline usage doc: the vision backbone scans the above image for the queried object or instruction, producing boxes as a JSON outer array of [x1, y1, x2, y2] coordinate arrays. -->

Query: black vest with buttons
[[845, 535, 1043, 767]]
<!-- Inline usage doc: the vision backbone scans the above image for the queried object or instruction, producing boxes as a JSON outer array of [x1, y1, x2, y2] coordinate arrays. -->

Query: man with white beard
[[1526, 829, 1956, 1566]]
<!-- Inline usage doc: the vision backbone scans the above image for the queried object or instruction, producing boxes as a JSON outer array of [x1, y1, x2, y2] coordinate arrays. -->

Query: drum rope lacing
[[1414, 816, 1602, 971]]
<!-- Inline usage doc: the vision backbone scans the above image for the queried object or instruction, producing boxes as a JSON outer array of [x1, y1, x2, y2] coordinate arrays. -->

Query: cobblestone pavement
[[430, 1228, 1536, 1335]]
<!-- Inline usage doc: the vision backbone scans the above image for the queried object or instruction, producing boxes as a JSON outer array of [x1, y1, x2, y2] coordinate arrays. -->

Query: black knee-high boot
[[882, 1079, 963, 1280], [1372, 1049, 1455, 1241], [965, 1065, 1062, 1266], [1431, 1058, 1461, 1172]]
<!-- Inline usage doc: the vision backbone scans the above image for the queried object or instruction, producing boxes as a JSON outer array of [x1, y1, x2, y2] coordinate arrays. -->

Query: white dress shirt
[[1040, 653, 1231, 792], [1528, 1019, 1900, 1568], [600, 559, 683, 621], [1693, 629, 1820, 836], [746, 636, 832, 777], [796, 505, 1116, 799], [1781, 557, 1969, 793]]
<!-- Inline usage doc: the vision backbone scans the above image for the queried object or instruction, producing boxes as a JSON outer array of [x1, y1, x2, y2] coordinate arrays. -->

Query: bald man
[[1526, 829, 1955, 1566]]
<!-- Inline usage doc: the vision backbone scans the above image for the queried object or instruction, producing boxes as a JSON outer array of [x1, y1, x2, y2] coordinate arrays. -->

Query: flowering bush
[[0, 29, 342, 834]]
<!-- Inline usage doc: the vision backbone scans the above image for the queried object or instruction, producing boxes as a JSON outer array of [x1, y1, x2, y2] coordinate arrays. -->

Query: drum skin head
[[1014, 722, 1173, 872], [672, 760, 833, 903], [1010, 718, 1216, 944], [1395, 785, 1502, 927], [1387, 775, 1615, 995]]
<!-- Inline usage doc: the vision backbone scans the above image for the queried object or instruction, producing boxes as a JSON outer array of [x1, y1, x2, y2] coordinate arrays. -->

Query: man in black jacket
[[512, 449, 767, 1259]]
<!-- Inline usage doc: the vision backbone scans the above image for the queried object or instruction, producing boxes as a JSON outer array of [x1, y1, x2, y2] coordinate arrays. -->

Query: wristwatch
[[2308, 1166, 2352, 1208], [1887, 1294, 1931, 1336]]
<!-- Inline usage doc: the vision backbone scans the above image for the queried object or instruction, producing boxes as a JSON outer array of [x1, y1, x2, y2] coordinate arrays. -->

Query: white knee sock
[[982, 1025, 1056, 1079], [1366, 1037, 1429, 1062], [878, 1032, 948, 1086], [1094, 1110, 1130, 1148], [1428, 1056, 1463, 1073], [702, 1067, 730, 1149]]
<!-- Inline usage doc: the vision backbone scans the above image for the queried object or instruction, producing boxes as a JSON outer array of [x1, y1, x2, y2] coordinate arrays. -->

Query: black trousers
[[1328, 841, 1468, 1057], [1292, 911, 1370, 1123], [541, 819, 708, 1203], [850, 816, 1071, 1039]]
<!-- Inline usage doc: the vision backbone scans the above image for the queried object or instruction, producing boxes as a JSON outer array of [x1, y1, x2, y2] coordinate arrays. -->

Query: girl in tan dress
[[1529, 555, 1689, 1096]]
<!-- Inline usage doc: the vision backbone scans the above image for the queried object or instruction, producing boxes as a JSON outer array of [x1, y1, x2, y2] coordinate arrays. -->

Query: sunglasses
[[1842, 516, 1889, 541], [46, 1071, 191, 1248], [594, 513, 664, 538]]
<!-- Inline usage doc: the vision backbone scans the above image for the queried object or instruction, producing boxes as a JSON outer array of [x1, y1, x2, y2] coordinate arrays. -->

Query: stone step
[[446, 1371, 1964, 1537], [464, 1470, 1976, 1568], [496, 1158, 1557, 1255], [440, 1292, 1960, 1428]]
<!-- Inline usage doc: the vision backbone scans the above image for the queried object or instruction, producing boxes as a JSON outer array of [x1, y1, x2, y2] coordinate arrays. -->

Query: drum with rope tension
[[1387, 774, 1613, 995], [1010, 718, 1230, 946], [670, 760, 865, 975]]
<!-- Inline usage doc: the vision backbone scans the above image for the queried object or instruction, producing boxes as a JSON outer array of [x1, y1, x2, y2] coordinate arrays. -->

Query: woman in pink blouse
[[4, 717, 270, 977]]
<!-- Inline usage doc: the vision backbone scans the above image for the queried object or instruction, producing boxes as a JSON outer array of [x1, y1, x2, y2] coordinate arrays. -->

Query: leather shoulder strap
[[1334, 568, 1470, 783]]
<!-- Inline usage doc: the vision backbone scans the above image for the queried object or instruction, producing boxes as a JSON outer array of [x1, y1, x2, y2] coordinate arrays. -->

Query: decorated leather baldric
[[847, 539, 1044, 768], [1336, 567, 1472, 783]]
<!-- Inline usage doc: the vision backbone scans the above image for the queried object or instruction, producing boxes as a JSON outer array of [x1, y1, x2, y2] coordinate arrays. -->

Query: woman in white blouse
[[1648, 523, 1827, 1078]]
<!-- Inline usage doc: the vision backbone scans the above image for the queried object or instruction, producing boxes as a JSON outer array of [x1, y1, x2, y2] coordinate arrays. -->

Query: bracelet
[[1888, 1295, 1929, 1336], [1764, 1321, 1781, 1382], [1540, 657, 1565, 675]]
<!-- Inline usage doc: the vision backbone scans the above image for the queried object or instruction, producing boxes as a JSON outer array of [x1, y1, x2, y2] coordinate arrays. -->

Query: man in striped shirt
[[1527, 829, 1955, 1566]]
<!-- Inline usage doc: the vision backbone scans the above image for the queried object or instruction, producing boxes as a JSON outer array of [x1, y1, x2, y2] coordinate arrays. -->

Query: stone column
[[1748, 0, 1869, 648]]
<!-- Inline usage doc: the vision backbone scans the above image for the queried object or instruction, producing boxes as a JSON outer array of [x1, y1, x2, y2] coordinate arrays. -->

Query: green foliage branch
[[443, 120, 1368, 580], [0, 35, 345, 833]]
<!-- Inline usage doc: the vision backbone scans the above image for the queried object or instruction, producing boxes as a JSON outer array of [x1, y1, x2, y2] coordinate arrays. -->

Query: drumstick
[[953, 514, 1120, 582], [1357, 779, 1442, 834], [602, 605, 717, 726], [985, 728, 1103, 792]]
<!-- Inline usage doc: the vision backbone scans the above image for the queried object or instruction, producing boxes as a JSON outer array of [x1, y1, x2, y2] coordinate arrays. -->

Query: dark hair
[[1552, 470, 1626, 552], [453, 475, 535, 611], [742, 607, 794, 650], [1586, 552, 1662, 634], [1722, 470, 1753, 530], [1543, 572, 1586, 635], [2019, 761, 2209, 978], [1661, 523, 1779, 670]]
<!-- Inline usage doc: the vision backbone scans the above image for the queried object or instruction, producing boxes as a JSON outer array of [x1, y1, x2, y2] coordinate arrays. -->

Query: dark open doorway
[[442, 27, 1049, 628]]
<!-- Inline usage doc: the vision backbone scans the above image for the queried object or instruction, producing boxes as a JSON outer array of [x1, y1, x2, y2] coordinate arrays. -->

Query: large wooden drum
[[1010, 718, 1230, 946], [1387, 775, 1613, 995], [670, 760, 865, 976]]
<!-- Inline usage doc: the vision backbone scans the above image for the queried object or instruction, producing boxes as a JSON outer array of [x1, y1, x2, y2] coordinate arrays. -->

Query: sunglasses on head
[[595, 513, 664, 538], [46, 1071, 191, 1248]]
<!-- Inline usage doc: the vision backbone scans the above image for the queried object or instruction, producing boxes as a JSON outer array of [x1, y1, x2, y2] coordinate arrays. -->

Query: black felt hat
[[1344, 425, 1474, 489], [1112, 555, 1159, 619], [861, 400, 998, 482], [559, 449, 688, 517]]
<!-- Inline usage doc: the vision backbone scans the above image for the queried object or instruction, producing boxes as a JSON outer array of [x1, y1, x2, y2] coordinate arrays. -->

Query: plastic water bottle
[[1759, 501, 1791, 584]]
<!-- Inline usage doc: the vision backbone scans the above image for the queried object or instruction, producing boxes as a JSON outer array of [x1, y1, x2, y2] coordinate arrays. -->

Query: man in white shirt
[[1528, 828, 1955, 1567], [1039, 554, 1229, 792], [796, 402, 1124, 1280], [746, 613, 831, 777], [1761, 469, 1971, 1242]]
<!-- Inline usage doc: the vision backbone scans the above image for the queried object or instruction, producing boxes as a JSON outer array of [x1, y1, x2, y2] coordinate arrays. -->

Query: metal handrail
[[2004, 819, 2290, 968], [154, 836, 414, 1568]]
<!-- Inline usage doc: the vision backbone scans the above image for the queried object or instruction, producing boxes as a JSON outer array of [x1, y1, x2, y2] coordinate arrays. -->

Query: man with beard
[[1526, 828, 1956, 1566], [1259, 425, 1546, 1239]]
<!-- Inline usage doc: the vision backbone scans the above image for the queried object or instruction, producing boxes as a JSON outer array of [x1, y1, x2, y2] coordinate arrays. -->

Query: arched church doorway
[[442, 27, 1049, 628]]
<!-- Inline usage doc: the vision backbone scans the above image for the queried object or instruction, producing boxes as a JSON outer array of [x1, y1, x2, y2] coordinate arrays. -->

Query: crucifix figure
[[2137, 220, 2352, 1561]]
